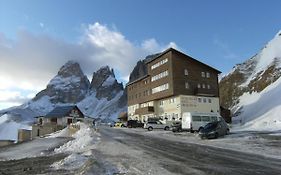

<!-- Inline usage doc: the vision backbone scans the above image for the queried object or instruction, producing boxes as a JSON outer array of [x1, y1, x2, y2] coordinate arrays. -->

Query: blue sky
[[0, 0, 281, 109]]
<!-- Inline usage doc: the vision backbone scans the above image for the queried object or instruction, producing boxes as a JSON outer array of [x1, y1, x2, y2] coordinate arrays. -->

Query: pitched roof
[[45, 105, 79, 118], [146, 48, 221, 73]]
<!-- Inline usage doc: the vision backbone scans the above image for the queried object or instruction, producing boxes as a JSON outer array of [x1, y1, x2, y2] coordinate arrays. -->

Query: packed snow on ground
[[0, 114, 31, 141], [120, 128, 281, 160], [233, 76, 281, 131], [51, 123, 100, 170], [0, 137, 70, 160]]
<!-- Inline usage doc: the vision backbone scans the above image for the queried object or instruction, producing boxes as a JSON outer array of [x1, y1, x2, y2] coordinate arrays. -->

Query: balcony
[[194, 88, 217, 97], [135, 106, 154, 115]]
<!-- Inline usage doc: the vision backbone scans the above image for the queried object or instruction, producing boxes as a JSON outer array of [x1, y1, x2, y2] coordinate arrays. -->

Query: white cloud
[[0, 22, 177, 109]]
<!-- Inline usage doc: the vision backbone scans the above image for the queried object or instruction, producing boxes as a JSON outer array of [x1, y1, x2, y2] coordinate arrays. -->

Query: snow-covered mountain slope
[[0, 61, 126, 140], [220, 30, 281, 130], [235, 76, 281, 131]]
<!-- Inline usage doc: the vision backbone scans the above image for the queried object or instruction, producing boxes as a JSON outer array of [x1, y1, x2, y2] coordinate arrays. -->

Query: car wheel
[[148, 127, 153, 131], [226, 128, 230, 135], [164, 126, 169, 131], [215, 133, 219, 139], [198, 127, 203, 133], [190, 130, 194, 133]]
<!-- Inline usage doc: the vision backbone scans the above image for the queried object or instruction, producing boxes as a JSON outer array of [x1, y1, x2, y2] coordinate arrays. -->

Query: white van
[[182, 112, 223, 132]]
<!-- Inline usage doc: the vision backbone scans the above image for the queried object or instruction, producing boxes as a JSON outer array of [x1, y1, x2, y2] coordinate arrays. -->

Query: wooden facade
[[127, 48, 221, 106]]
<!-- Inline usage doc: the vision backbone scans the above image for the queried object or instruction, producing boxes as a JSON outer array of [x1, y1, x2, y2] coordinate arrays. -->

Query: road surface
[[86, 127, 281, 175]]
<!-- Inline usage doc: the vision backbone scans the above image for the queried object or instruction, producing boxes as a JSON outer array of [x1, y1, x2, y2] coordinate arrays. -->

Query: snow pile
[[51, 153, 88, 170], [234, 76, 281, 131], [102, 75, 115, 87], [54, 123, 98, 153], [47, 127, 70, 138], [0, 114, 31, 141], [52, 122, 100, 170]]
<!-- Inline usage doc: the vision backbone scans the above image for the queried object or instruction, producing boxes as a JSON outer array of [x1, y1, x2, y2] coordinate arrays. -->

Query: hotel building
[[127, 48, 221, 122]]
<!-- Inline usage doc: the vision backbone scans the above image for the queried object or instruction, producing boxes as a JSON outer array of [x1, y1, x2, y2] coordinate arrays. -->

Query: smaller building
[[32, 105, 84, 138], [0, 140, 14, 147], [18, 129, 32, 142]]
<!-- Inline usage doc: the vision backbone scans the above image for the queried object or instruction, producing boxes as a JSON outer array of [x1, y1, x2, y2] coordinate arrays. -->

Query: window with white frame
[[206, 72, 210, 78], [152, 83, 169, 94], [198, 98, 202, 103], [184, 69, 188, 75], [151, 70, 168, 82], [185, 82, 189, 89], [208, 98, 212, 103], [202, 84, 206, 88], [151, 58, 168, 70], [160, 100, 164, 106], [207, 84, 211, 89], [197, 83, 201, 88], [201, 72, 205, 77]]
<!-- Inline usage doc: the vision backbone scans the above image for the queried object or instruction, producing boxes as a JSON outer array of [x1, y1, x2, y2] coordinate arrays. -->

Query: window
[[203, 98, 207, 103], [197, 83, 201, 88], [151, 58, 168, 70], [198, 98, 202, 103], [185, 82, 189, 89], [202, 84, 206, 89], [160, 101, 164, 106], [207, 84, 211, 89], [210, 116, 218, 122], [208, 98, 212, 103], [206, 72, 210, 78], [201, 116, 210, 122], [192, 116, 201, 122], [151, 70, 168, 82], [201, 72, 205, 77], [152, 83, 169, 94], [170, 98, 175, 103], [184, 69, 189, 75]]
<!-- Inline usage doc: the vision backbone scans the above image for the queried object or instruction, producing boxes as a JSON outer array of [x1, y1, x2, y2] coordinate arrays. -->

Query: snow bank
[[47, 127, 70, 138], [51, 123, 100, 170], [54, 123, 99, 153]]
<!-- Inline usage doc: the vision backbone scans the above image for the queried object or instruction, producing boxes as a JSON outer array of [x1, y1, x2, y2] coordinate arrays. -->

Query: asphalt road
[[98, 127, 281, 175]]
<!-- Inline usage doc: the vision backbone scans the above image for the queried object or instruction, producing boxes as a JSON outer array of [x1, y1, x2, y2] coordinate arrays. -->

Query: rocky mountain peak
[[90, 66, 123, 100], [33, 61, 90, 103], [57, 60, 85, 78]]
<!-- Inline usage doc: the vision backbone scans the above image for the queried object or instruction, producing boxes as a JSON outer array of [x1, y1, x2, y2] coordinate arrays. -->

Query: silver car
[[144, 121, 170, 131]]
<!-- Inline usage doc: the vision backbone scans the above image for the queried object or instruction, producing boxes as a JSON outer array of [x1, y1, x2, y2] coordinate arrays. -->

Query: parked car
[[181, 112, 223, 133], [199, 120, 229, 139], [144, 121, 170, 131], [127, 120, 144, 128], [171, 121, 182, 132], [114, 121, 125, 127]]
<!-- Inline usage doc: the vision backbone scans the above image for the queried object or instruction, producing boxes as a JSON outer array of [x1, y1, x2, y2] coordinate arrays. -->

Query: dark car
[[172, 121, 182, 132], [199, 120, 229, 139], [127, 120, 144, 128]]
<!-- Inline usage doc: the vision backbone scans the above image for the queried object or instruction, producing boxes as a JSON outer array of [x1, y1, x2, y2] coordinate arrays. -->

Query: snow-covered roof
[[45, 105, 83, 118]]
